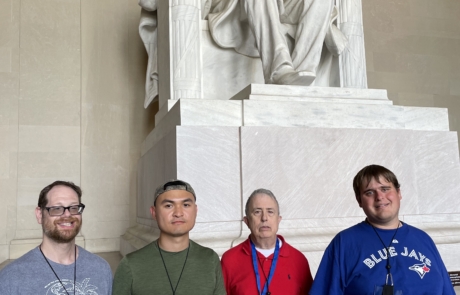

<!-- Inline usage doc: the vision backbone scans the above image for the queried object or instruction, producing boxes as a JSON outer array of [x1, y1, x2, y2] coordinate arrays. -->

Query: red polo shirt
[[221, 235, 313, 295]]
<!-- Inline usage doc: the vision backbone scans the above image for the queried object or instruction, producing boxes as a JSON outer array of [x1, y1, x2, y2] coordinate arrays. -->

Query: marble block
[[127, 123, 460, 273], [128, 84, 460, 272], [146, 86, 450, 154], [231, 84, 389, 102]]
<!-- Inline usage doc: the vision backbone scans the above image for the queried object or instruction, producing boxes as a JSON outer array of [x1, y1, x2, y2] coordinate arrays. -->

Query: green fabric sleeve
[[214, 254, 226, 295]]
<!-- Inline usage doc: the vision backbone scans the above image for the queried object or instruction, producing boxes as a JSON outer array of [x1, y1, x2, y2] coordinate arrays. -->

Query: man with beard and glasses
[[0, 180, 113, 295]]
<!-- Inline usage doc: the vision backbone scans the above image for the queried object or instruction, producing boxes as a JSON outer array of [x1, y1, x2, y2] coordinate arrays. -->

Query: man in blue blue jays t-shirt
[[310, 165, 455, 295]]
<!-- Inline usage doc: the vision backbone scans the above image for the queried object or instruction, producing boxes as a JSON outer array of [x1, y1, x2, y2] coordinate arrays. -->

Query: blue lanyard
[[250, 239, 280, 295]]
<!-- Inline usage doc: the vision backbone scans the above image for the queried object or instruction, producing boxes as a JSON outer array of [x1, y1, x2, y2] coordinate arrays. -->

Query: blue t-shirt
[[0, 246, 113, 294], [310, 221, 455, 295]]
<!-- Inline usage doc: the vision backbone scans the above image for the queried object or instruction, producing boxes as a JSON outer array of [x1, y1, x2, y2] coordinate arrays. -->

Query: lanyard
[[250, 239, 280, 295], [39, 244, 76, 295], [367, 219, 402, 287]]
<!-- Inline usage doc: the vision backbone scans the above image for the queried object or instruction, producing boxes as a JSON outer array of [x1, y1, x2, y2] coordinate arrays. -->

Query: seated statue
[[139, 0, 347, 108]]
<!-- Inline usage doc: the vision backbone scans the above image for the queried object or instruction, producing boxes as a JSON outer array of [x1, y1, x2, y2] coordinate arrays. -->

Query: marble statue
[[207, 0, 347, 85], [139, 0, 347, 108], [139, 0, 159, 108]]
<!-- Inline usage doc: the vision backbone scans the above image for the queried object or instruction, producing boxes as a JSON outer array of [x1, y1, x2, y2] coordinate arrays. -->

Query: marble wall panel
[[81, 0, 130, 106], [0, 0, 13, 45], [19, 100, 80, 126], [14, 205, 41, 239], [434, 94, 460, 134], [80, 0, 155, 252], [0, 125, 11, 153], [18, 126, 80, 153], [138, 128, 178, 221], [0, 180, 13, 245], [190, 221, 242, 254], [20, 47, 80, 102], [80, 150, 131, 242], [17, 152, 80, 179], [395, 92, 434, 108], [240, 127, 460, 220], [0, 100, 9, 126], [373, 52, 451, 78], [85, 238, 121, 254], [0, 72, 19, 101], [81, 219, 129, 240], [243, 100, 405, 129], [412, 132, 460, 214], [0, 152, 8, 179], [403, 106, 449, 131], [137, 142, 163, 220], [20, 0, 80, 50], [364, 0, 460, 153], [82, 103, 130, 152], [80, 151, 131, 207], [0, 0, 20, 259], [176, 126, 241, 223], [368, 72, 450, 96], [437, 243, 460, 273], [177, 100, 243, 126], [0, 48, 11, 73]]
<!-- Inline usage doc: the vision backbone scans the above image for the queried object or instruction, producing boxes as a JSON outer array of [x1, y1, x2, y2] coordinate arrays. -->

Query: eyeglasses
[[44, 204, 86, 216]]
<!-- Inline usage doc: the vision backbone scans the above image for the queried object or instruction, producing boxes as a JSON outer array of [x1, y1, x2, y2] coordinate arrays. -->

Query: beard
[[42, 216, 82, 243]]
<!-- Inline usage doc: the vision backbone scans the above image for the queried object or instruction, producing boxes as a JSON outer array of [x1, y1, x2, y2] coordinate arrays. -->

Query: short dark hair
[[38, 181, 82, 209], [353, 165, 401, 203], [245, 188, 280, 216]]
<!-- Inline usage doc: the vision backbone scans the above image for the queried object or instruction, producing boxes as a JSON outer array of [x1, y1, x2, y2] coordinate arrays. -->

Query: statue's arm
[[138, 0, 157, 11], [139, 2, 159, 108]]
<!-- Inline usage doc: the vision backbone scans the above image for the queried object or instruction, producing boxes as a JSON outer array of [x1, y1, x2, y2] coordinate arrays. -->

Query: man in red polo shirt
[[221, 188, 313, 295]]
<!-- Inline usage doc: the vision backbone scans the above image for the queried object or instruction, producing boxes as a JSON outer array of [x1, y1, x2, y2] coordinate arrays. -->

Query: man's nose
[[375, 190, 384, 199], [261, 211, 268, 221], [62, 207, 72, 217], [173, 206, 184, 216]]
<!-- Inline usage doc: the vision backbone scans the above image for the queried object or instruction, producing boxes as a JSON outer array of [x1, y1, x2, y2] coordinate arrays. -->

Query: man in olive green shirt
[[113, 180, 226, 295]]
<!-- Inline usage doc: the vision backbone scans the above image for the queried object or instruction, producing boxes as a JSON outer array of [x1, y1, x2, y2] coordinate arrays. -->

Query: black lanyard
[[39, 244, 76, 295], [368, 220, 402, 288], [157, 241, 190, 295]]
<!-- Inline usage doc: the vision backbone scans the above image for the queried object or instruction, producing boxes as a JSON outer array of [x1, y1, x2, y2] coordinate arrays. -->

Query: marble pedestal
[[121, 85, 460, 274]]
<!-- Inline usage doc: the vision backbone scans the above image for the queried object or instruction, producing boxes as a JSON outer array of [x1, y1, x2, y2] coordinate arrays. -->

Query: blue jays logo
[[409, 263, 430, 279]]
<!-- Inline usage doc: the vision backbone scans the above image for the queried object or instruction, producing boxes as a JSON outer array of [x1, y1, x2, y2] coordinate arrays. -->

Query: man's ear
[[150, 206, 157, 221], [35, 207, 43, 224], [243, 216, 249, 228]]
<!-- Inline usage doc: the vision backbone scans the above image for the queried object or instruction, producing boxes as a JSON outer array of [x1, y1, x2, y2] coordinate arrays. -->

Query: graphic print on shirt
[[45, 278, 99, 295], [409, 263, 430, 278], [362, 246, 433, 279]]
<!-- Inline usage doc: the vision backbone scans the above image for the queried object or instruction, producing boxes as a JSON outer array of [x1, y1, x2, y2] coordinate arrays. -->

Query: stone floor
[[1, 251, 459, 293]]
